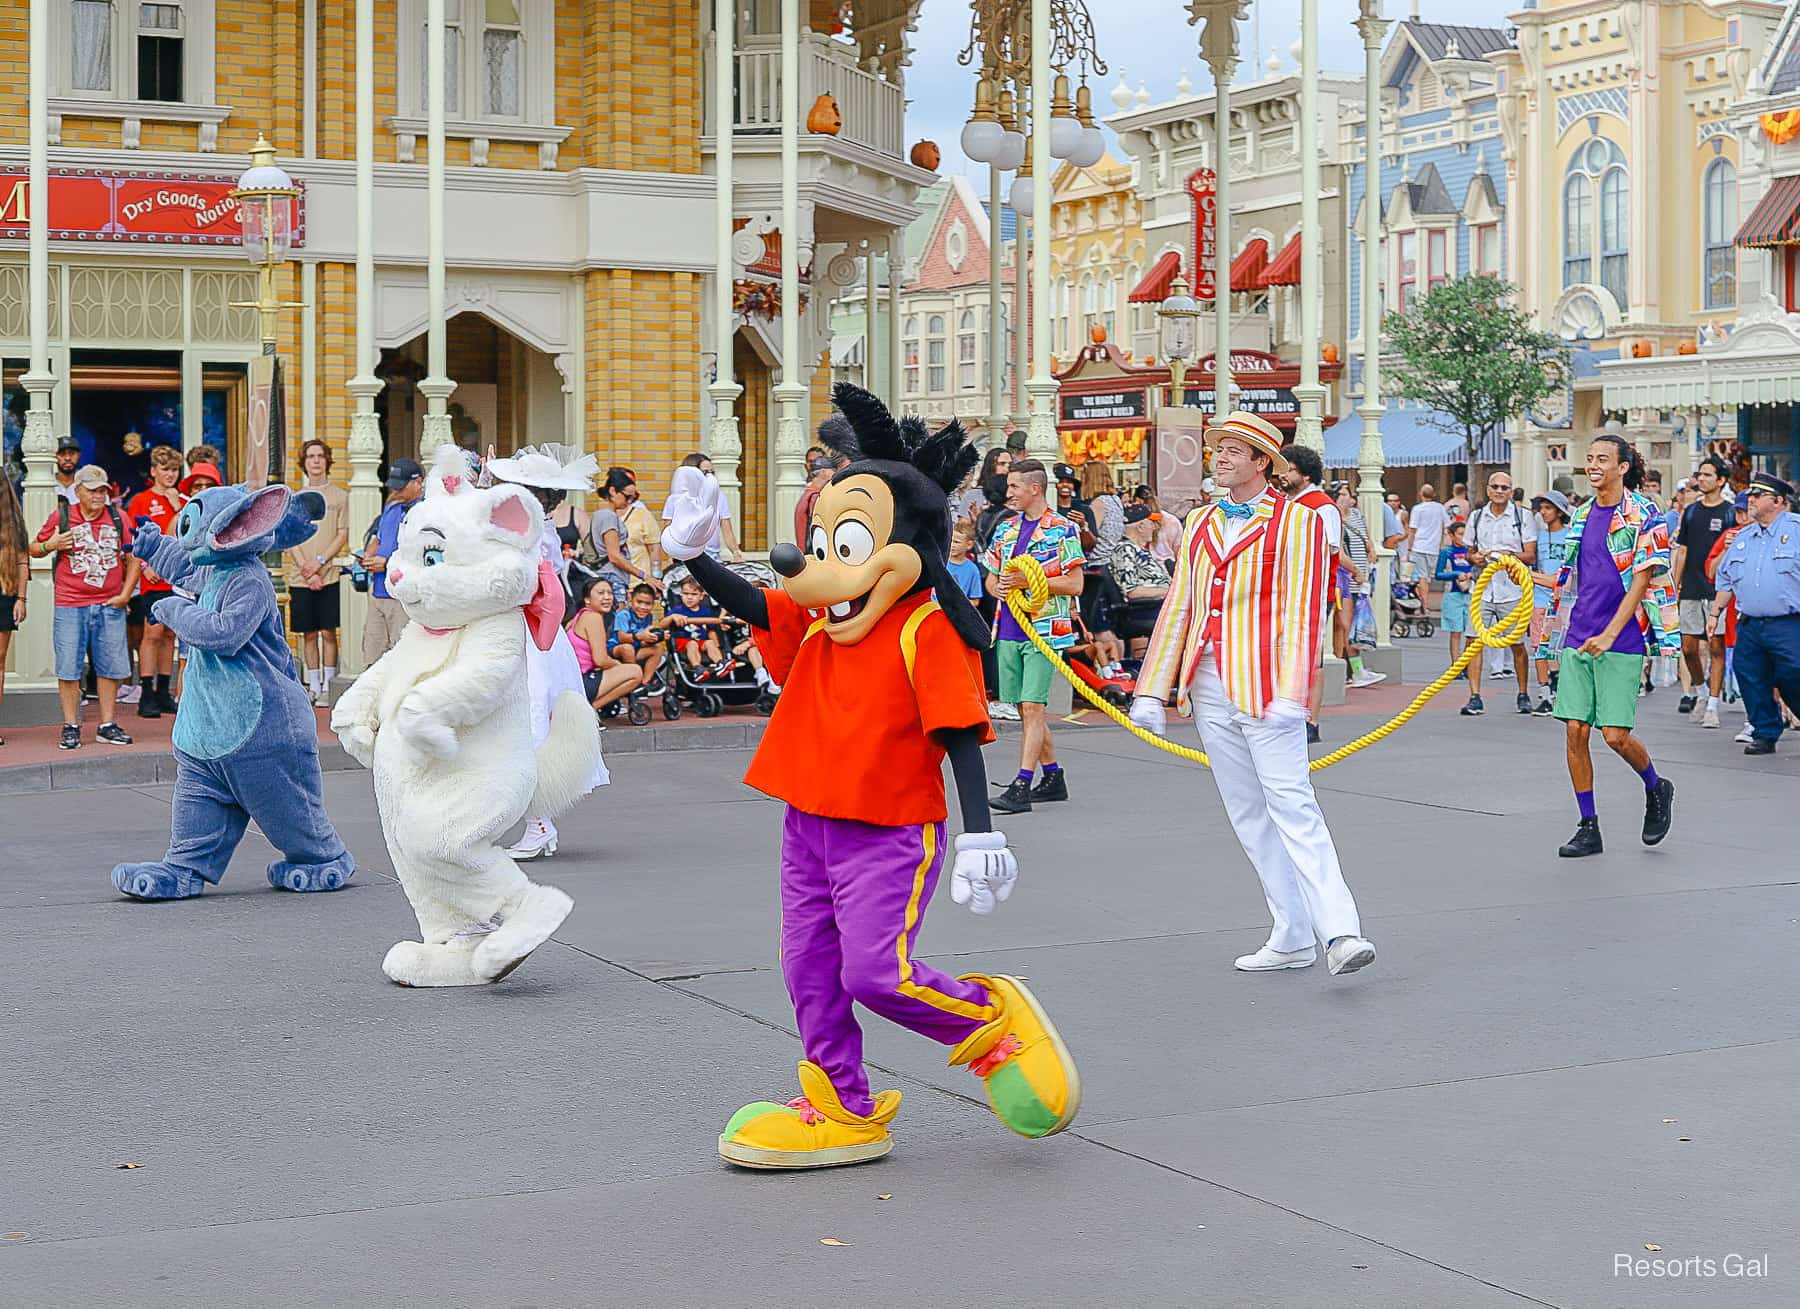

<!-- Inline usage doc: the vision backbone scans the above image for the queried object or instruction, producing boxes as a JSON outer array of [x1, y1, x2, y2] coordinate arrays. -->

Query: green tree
[[1382, 275, 1571, 471]]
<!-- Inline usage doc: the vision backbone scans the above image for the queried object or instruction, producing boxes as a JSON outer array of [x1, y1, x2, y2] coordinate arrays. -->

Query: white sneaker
[[506, 817, 558, 860], [1734, 724, 1755, 744], [989, 701, 1021, 721], [1700, 702, 1720, 729], [1234, 944, 1317, 972], [117, 684, 142, 703], [1326, 935, 1377, 976], [1348, 669, 1388, 689]]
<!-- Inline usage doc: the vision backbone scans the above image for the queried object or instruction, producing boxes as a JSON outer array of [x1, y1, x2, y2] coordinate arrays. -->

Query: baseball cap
[[385, 457, 424, 489], [1531, 489, 1572, 516], [1734, 490, 1750, 512], [71, 464, 110, 491], [1123, 503, 1152, 525], [56, 435, 81, 453], [1053, 462, 1078, 484], [808, 454, 835, 475]]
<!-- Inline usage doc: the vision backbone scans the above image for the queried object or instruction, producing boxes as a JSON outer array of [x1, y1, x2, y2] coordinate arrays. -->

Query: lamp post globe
[[1158, 274, 1199, 396]]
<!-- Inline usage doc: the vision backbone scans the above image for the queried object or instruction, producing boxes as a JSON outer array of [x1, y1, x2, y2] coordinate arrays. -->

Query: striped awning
[[1229, 238, 1269, 292], [1262, 233, 1302, 287], [1736, 174, 1800, 248], [1128, 250, 1183, 303]]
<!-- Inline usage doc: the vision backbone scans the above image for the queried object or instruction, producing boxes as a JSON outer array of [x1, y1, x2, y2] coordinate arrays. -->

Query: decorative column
[[18, 0, 58, 681], [988, 163, 1009, 437], [1014, 217, 1029, 421], [343, 0, 383, 673], [887, 231, 903, 412], [1292, 0, 1326, 452], [708, 0, 744, 520], [770, 0, 810, 539], [1204, 35, 1238, 427], [1023, 0, 1059, 462], [1356, 0, 1392, 646], [863, 240, 879, 393], [419, 0, 456, 452]]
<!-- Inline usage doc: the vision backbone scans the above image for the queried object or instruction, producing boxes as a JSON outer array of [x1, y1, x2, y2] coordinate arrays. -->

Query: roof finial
[[1445, 35, 1460, 59]]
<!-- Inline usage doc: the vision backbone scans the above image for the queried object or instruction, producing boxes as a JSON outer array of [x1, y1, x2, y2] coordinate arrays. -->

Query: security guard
[[1713, 472, 1800, 755]]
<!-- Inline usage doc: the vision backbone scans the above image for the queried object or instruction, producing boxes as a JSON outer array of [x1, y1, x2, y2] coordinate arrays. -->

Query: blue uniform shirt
[[1715, 511, 1800, 618]]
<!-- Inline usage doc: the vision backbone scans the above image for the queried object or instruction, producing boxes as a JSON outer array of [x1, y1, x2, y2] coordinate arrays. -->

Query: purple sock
[[1017, 768, 1034, 785], [1637, 762, 1660, 792], [1576, 790, 1596, 820]]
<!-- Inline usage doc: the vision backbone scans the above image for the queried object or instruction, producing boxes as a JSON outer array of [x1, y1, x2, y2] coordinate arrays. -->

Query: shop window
[[1599, 167, 1629, 310], [1475, 223, 1501, 276], [137, 4, 184, 103], [1426, 229, 1447, 291], [1562, 173, 1592, 288], [927, 315, 946, 393], [1562, 138, 1628, 306], [957, 310, 977, 391], [483, 0, 523, 118], [903, 315, 920, 395], [1396, 231, 1417, 311], [402, 0, 552, 124], [1703, 158, 1737, 310], [1098, 274, 1115, 340], [66, 0, 213, 104], [420, 1, 465, 114], [71, 2, 113, 92]]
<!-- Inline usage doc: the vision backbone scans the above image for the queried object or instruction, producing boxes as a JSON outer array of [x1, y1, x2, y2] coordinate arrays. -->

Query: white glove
[[950, 831, 1018, 916], [334, 720, 376, 770], [1129, 695, 1167, 737], [659, 466, 725, 562]]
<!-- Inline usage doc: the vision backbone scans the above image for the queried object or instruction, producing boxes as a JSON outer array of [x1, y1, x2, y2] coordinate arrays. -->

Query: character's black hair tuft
[[828, 384, 906, 462]]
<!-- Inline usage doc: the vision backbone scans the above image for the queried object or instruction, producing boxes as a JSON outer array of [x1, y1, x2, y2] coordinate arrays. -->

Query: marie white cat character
[[331, 449, 600, 986]]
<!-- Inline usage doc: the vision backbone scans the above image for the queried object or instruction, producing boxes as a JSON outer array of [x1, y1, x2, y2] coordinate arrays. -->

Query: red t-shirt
[[37, 505, 134, 609], [745, 588, 994, 825], [126, 487, 185, 594]]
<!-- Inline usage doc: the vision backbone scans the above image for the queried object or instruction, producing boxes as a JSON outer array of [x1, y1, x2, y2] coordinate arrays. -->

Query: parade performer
[[331, 449, 600, 986], [1537, 433, 1677, 857], [1129, 412, 1377, 977], [112, 484, 355, 900], [485, 444, 610, 859], [662, 383, 1079, 1170]]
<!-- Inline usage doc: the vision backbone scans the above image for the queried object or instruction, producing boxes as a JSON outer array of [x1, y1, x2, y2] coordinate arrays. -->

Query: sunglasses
[[1747, 489, 1781, 499]]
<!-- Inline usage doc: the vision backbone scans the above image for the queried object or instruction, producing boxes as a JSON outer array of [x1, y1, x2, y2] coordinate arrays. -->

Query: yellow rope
[[1001, 551, 1536, 771]]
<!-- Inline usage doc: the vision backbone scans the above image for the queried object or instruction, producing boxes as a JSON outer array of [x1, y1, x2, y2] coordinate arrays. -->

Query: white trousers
[[1193, 661, 1361, 952]]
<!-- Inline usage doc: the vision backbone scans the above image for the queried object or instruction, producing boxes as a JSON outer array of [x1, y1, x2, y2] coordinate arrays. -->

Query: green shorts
[[996, 637, 1055, 706], [1553, 648, 1645, 729]]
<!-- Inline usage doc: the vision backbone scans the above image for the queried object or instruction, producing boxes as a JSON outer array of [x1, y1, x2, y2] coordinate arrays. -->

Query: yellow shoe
[[948, 973, 1081, 1138], [717, 1060, 901, 1170]]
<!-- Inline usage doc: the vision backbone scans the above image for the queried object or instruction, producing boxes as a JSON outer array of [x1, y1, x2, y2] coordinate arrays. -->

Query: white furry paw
[[472, 884, 574, 982], [335, 721, 377, 769], [382, 939, 484, 988], [395, 696, 457, 762]]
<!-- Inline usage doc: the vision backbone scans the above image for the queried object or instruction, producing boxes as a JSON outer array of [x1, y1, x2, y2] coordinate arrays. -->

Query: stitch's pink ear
[[488, 490, 534, 538]]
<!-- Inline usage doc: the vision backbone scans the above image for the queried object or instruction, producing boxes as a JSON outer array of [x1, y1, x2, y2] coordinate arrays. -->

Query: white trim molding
[[385, 115, 572, 170], [48, 97, 232, 152]]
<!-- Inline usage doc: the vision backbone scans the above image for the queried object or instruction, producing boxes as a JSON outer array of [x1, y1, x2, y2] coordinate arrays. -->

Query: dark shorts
[[288, 585, 342, 633], [129, 592, 166, 626], [0, 593, 15, 632]]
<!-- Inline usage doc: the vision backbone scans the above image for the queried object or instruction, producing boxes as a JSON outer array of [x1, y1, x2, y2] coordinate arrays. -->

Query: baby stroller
[[1390, 575, 1434, 638], [660, 558, 781, 718], [1064, 648, 1137, 709]]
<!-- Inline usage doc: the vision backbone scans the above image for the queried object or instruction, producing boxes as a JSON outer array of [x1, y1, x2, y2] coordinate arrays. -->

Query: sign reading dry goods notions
[[0, 170, 306, 246]]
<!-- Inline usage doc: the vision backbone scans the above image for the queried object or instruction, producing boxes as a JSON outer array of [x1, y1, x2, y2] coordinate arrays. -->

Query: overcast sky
[[901, 0, 1518, 180]]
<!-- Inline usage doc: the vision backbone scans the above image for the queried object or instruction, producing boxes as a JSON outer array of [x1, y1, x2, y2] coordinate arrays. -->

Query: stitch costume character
[[663, 384, 1080, 1170], [111, 486, 356, 900], [331, 449, 600, 986]]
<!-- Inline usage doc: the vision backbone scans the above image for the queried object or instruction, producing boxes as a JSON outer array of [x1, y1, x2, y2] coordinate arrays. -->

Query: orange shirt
[[127, 487, 185, 594], [746, 589, 994, 825]]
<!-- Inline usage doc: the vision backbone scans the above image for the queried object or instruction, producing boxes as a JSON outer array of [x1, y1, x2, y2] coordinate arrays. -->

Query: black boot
[[1558, 818, 1603, 858], [989, 776, 1033, 815], [135, 692, 162, 719], [1642, 778, 1674, 846], [1028, 767, 1069, 803]]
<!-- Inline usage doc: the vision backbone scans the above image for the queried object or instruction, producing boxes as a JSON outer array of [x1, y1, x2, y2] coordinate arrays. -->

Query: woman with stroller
[[589, 467, 662, 606]]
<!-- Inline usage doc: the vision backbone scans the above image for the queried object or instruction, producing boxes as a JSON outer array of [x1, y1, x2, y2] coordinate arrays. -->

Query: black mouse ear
[[832, 383, 906, 462], [817, 413, 859, 461], [913, 418, 978, 494]]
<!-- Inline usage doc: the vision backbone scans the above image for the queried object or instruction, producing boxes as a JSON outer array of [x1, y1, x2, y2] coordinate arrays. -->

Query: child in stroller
[[661, 559, 780, 717], [1390, 573, 1435, 639]]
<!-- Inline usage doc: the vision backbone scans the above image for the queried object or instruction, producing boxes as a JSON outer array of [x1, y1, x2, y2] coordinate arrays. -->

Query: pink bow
[[523, 561, 563, 652]]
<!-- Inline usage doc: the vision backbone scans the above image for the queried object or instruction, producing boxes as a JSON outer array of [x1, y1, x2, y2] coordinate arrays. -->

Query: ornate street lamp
[[230, 132, 303, 483], [1158, 273, 1201, 399]]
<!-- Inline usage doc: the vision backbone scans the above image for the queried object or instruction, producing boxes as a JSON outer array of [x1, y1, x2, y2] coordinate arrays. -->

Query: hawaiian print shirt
[[1100, 538, 1171, 594], [1538, 489, 1678, 657], [983, 509, 1086, 649]]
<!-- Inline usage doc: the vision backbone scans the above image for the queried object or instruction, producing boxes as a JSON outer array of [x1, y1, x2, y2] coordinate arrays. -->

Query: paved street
[[4, 640, 1797, 1308]]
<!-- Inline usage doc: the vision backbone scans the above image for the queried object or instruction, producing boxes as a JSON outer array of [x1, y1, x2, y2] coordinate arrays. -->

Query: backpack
[[55, 499, 126, 578], [1467, 504, 1527, 555]]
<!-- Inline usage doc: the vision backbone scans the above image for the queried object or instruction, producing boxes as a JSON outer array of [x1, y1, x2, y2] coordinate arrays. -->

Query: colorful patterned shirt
[[983, 509, 1085, 650], [1538, 490, 1677, 658]]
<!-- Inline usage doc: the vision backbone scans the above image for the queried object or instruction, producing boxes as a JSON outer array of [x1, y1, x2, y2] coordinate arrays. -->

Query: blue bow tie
[[1219, 500, 1255, 520]]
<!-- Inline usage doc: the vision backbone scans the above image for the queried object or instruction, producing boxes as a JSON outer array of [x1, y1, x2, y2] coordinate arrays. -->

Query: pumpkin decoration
[[1678, 340, 1698, 355], [807, 94, 843, 136], [1321, 342, 1340, 364], [910, 140, 941, 171], [1089, 322, 1108, 344], [1630, 339, 1653, 358]]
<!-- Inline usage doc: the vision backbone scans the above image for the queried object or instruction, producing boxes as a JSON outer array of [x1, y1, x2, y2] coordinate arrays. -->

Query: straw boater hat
[[1204, 410, 1288, 476], [486, 443, 599, 492]]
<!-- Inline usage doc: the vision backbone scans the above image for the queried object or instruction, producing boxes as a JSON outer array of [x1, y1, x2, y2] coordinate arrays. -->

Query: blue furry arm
[[132, 524, 200, 587], [150, 570, 271, 655]]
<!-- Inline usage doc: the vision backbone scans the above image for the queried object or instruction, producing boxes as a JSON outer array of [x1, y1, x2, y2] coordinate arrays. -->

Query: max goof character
[[662, 384, 1080, 1170]]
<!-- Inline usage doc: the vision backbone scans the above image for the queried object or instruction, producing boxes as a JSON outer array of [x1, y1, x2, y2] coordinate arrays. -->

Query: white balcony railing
[[708, 33, 905, 160]]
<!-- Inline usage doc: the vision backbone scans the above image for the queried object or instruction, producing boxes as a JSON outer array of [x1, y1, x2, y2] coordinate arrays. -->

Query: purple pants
[[780, 807, 997, 1117]]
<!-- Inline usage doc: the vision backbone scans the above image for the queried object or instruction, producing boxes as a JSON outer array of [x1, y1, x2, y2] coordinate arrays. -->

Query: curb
[[0, 721, 775, 794]]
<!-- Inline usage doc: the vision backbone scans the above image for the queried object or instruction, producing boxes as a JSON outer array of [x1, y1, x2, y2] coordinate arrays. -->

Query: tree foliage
[[1382, 275, 1571, 467]]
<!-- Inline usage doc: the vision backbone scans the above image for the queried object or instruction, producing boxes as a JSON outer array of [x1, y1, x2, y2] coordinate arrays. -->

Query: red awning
[[1229, 238, 1269, 291], [1736, 174, 1800, 248], [1262, 233, 1302, 286], [1128, 249, 1184, 303]]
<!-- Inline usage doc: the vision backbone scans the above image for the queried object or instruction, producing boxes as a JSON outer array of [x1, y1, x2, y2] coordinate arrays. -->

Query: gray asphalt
[[4, 639, 1797, 1309]]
